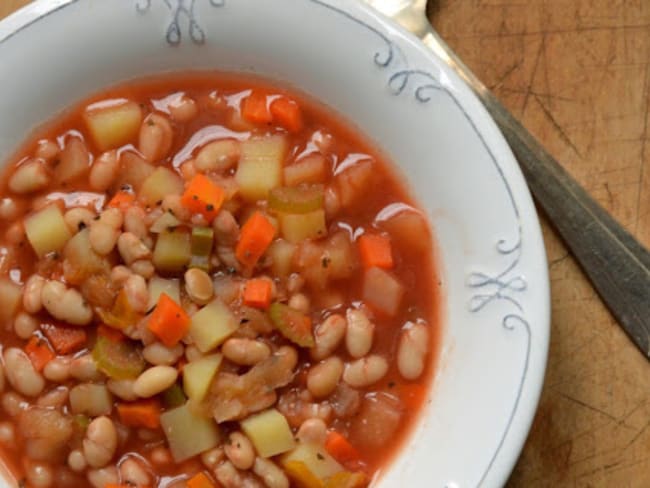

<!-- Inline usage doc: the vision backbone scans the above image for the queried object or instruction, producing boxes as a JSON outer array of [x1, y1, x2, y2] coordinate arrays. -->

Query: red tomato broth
[[0, 72, 442, 487]]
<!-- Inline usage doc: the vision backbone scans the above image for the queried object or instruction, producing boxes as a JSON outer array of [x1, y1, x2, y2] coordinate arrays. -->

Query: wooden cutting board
[[2, 1, 649, 486]]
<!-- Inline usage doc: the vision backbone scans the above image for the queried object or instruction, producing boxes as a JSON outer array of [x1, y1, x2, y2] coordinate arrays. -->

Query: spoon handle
[[420, 28, 650, 358]]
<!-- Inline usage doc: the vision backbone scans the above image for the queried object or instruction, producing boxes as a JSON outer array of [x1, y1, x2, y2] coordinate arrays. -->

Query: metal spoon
[[364, 0, 650, 358]]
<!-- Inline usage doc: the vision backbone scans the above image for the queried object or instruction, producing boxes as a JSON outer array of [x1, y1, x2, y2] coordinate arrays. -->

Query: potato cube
[[189, 299, 238, 353], [139, 167, 184, 206], [183, 354, 222, 402], [235, 135, 287, 201], [241, 408, 296, 458], [24, 205, 72, 257], [153, 230, 191, 272], [161, 403, 220, 462], [84, 99, 143, 151]]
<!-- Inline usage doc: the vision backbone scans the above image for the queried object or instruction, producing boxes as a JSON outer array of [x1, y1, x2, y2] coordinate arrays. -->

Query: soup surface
[[0, 74, 439, 488]]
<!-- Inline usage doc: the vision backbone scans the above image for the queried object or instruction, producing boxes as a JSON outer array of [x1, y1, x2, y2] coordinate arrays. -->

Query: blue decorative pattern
[[136, 0, 224, 45]]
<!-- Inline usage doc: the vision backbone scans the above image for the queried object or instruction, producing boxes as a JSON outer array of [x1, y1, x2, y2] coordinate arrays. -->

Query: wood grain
[[1, 0, 649, 486]]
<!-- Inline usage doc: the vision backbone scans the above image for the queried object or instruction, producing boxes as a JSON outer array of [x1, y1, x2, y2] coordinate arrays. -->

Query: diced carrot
[[235, 211, 276, 269], [325, 431, 361, 466], [24, 336, 55, 372], [41, 322, 88, 355], [117, 399, 161, 429], [241, 90, 272, 125], [97, 324, 126, 343], [270, 97, 303, 133], [107, 190, 136, 210], [187, 472, 217, 488], [181, 174, 225, 222], [398, 383, 427, 413], [243, 278, 273, 309], [147, 293, 190, 347], [357, 233, 393, 269]]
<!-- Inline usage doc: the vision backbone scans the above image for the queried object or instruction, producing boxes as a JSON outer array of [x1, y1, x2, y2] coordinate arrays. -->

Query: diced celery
[[269, 185, 324, 214], [235, 135, 287, 201], [153, 229, 191, 272], [24, 205, 72, 257], [150, 212, 181, 233], [269, 302, 314, 348], [267, 239, 296, 278], [281, 443, 343, 480], [182, 354, 222, 402], [147, 276, 181, 309], [117, 151, 155, 191], [279, 209, 326, 243], [56, 138, 90, 185], [241, 408, 296, 458], [161, 402, 220, 462], [0, 279, 21, 324], [190, 227, 214, 271], [284, 153, 328, 186], [92, 335, 146, 380], [69, 383, 113, 416], [189, 299, 238, 353], [139, 167, 184, 206], [162, 383, 187, 409], [362, 267, 405, 316], [84, 99, 143, 151]]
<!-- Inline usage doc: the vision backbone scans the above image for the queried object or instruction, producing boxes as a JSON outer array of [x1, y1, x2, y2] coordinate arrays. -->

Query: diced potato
[[69, 383, 113, 417], [284, 153, 329, 186], [240, 408, 296, 458], [148, 276, 181, 309], [324, 232, 356, 280], [56, 137, 91, 185], [153, 230, 191, 272], [117, 151, 155, 191], [160, 402, 220, 462], [362, 266, 405, 316], [268, 239, 296, 277], [183, 354, 222, 402], [150, 212, 181, 233], [336, 159, 374, 208], [235, 135, 287, 201], [139, 167, 184, 206], [279, 210, 326, 243], [281, 443, 343, 480], [378, 207, 431, 256], [24, 205, 72, 257], [84, 99, 143, 151], [189, 299, 238, 353], [0, 279, 21, 324]]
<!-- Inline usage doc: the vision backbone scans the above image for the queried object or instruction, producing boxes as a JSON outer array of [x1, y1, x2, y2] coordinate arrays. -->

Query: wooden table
[[2, 1, 649, 486]]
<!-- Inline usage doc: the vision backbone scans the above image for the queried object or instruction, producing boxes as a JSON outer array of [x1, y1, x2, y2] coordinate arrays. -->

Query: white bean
[[83, 416, 117, 468], [195, 139, 240, 172], [25, 461, 54, 488], [343, 355, 389, 388], [169, 95, 199, 123], [107, 379, 138, 402], [0, 421, 15, 445], [4, 347, 45, 397], [41, 280, 92, 325], [345, 308, 374, 358], [0, 361, 5, 394], [139, 113, 173, 162], [110, 265, 132, 285], [1, 391, 28, 417], [397, 323, 429, 380], [288, 293, 310, 314], [89, 221, 119, 255], [119, 457, 151, 487], [254, 457, 290, 488], [150, 446, 173, 466], [35, 140, 59, 162], [222, 338, 270, 366], [64, 207, 96, 234], [67, 449, 87, 473], [131, 259, 155, 279], [70, 354, 102, 381], [124, 274, 149, 313], [118, 232, 151, 265], [133, 366, 178, 398], [311, 314, 346, 360], [307, 357, 344, 399], [184, 268, 214, 305], [99, 208, 123, 229], [200, 447, 224, 469], [142, 342, 184, 366], [295, 418, 327, 445], [43, 357, 72, 383], [36, 387, 69, 408], [87, 466, 119, 488], [0, 198, 18, 220], [89, 150, 119, 191], [124, 206, 148, 239], [224, 431, 255, 470], [9, 159, 50, 194], [23, 274, 45, 314], [14, 312, 39, 339]]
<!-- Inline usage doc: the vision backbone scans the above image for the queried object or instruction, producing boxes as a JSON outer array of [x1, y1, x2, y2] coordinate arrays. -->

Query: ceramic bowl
[[0, 1, 549, 486]]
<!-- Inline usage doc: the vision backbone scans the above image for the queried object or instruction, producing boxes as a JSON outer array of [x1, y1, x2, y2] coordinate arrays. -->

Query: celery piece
[[139, 167, 184, 206], [279, 209, 326, 243], [235, 135, 287, 201], [0, 279, 21, 324], [241, 409, 296, 458], [163, 383, 187, 409], [182, 353, 222, 402], [153, 229, 191, 272], [269, 185, 324, 214], [24, 205, 72, 257], [190, 226, 214, 271], [189, 299, 238, 353], [84, 99, 143, 151], [92, 335, 146, 380], [269, 303, 314, 348], [161, 403, 220, 462], [281, 443, 343, 481]]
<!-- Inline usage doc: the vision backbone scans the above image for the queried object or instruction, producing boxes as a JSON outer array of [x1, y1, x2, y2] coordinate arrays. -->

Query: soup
[[0, 74, 440, 488]]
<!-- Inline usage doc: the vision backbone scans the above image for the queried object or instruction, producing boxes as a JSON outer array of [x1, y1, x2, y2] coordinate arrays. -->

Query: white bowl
[[0, 1, 550, 487]]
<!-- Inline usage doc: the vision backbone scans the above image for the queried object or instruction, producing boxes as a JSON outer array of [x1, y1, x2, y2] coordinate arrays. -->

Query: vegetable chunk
[[84, 99, 143, 151], [241, 408, 296, 458], [161, 403, 220, 462]]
